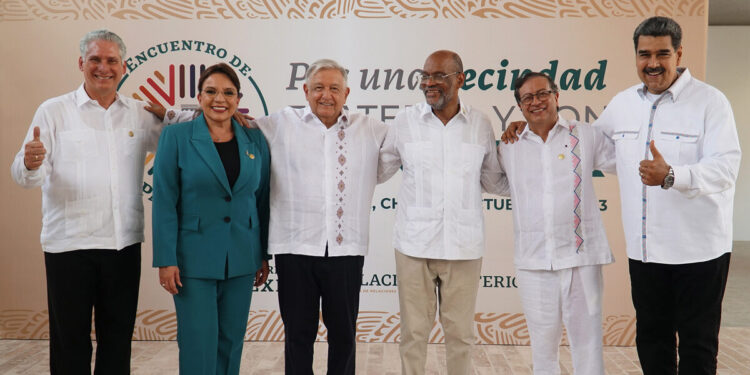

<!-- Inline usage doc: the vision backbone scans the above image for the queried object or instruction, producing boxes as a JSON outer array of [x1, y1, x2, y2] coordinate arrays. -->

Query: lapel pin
[[246, 150, 255, 159], [558, 154, 565, 160], [128, 130, 134, 137]]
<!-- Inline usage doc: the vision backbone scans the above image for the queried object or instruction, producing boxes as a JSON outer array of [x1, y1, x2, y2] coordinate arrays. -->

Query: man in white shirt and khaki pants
[[11, 30, 169, 374], [379, 50, 505, 375]]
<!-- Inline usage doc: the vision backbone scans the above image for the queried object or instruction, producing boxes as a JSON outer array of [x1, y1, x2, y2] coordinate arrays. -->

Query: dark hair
[[513, 72, 558, 104], [197, 63, 241, 93], [633, 16, 682, 51]]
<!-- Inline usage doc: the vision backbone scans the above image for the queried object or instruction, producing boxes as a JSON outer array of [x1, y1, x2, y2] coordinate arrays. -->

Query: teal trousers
[[173, 274, 253, 375]]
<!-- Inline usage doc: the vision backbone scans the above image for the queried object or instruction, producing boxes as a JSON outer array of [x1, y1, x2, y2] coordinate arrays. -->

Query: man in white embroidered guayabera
[[10, 30, 173, 375], [501, 17, 741, 375], [145, 59, 388, 374], [595, 17, 740, 375], [378, 50, 506, 375], [497, 72, 616, 375], [250, 59, 388, 375]]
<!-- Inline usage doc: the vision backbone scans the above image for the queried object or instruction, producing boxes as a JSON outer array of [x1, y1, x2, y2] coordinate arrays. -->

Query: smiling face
[[420, 52, 464, 111], [197, 73, 240, 126], [78, 39, 126, 101], [636, 35, 682, 94], [518, 76, 559, 129], [304, 68, 350, 127]]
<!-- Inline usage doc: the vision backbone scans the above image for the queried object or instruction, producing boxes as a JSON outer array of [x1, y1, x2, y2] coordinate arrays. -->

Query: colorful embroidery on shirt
[[569, 124, 584, 253], [335, 127, 349, 245]]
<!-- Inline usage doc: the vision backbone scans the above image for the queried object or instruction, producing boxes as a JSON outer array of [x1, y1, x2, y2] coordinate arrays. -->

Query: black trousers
[[629, 252, 730, 375], [275, 253, 364, 375], [44, 243, 141, 375]]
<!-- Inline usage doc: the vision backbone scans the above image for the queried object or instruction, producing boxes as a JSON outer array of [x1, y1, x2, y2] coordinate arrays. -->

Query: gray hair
[[305, 59, 348, 87], [80, 29, 126, 59]]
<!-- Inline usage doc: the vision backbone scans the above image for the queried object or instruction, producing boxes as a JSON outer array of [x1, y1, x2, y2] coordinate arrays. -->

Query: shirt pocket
[[457, 208, 484, 250], [656, 129, 700, 164], [58, 130, 97, 161], [119, 128, 146, 157], [64, 197, 103, 237], [611, 129, 641, 161], [404, 206, 441, 241]]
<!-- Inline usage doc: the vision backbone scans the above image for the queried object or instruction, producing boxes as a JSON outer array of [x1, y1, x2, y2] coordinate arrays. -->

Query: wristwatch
[[661, 166, 674, 189]]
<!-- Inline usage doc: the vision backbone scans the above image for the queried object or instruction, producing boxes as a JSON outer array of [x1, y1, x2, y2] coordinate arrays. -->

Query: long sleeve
[[377, 122, 402, 183], [480, 123, 510, 196], [672, 92, 741, 197], [10, 106, 55, 188], [254, 129, 271, 260], [151, 125, 181, 267], [592, 126, 617, 175]]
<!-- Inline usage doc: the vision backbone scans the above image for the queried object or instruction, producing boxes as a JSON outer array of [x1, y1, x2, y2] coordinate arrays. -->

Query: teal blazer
[[152, 115, 270, 279]]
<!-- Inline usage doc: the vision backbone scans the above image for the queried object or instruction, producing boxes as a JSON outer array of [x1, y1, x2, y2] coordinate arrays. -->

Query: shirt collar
[[75, 83, 129, 109], [637, 67, 690, 102], [519, 115, 568, 140], [302, 105, 350, 129], [419, 99, 470, 122]]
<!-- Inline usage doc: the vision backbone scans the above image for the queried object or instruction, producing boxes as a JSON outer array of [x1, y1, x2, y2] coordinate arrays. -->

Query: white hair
[[80, 29, 126, 59], [305, 59, 348, 87]]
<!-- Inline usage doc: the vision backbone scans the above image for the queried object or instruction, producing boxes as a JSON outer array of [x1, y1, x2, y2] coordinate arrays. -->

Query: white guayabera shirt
[[11, 84, 169, 253], [379, 101, 506, 260], [497, 116, 615, 270], [595, 68, 741, 264], [252, 106, 388, 257]]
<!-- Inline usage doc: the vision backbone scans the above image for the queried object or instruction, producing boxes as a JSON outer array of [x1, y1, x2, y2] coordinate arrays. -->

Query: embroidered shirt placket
[[641, 95, 666, 262]]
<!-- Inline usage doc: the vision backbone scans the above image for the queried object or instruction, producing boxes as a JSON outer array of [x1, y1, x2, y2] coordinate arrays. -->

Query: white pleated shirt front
[[379, 101, 505, 260]]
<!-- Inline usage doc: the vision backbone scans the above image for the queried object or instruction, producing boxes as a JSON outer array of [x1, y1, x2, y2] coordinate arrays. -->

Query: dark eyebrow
[[638, 49, 673, 54]]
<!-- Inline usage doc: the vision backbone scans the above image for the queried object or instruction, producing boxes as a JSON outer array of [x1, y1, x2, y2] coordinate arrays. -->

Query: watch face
[[662, 168, 675, 189]]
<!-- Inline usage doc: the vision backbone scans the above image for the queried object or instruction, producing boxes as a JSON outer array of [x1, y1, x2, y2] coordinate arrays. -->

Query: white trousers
[[516, 265, 605, 375]]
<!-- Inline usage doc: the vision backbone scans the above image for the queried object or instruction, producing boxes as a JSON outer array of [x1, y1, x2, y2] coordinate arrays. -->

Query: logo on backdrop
[[116, 39, 268, 201]]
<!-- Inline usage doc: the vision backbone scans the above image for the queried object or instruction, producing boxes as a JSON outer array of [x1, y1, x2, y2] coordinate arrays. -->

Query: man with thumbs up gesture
[[23, 126, 46, 170], [10, 30, 175, 375], [595, 17, 741, 375], [638, 140, 671, 187]]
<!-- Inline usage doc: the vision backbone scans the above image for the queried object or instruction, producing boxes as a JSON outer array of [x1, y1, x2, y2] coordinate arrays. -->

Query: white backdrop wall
[[707, 26, 750, 241], [0, 1, 710, 345]]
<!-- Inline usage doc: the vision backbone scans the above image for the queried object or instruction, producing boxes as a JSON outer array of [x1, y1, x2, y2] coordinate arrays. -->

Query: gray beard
[[428, 91, 451, 111]]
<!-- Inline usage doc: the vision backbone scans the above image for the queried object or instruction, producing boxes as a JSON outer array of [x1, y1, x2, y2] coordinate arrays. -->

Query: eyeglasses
[[519, 89, 555, 106], [201, 88, 238, 98], [419, 72, 460, 83]]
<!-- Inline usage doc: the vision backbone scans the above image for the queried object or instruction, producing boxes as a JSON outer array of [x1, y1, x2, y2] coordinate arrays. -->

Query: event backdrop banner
[[0, 1, 707, 346]]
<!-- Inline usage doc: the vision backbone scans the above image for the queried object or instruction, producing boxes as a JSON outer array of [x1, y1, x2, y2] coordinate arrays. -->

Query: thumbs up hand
[[638, 140, 670, 186], [23, 126, 46, 170]]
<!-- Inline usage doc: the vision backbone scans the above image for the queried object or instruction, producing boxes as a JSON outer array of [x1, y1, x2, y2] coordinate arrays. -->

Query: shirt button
[[225, 196, 231, 202], [224, 217, 231, 223]]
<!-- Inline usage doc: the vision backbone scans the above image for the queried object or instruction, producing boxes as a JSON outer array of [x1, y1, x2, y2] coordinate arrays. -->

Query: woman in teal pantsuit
[[152, 63, 270, 375]]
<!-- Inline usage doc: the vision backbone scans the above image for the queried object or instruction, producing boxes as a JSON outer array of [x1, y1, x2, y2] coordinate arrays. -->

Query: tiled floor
[[1, 243, 748, 374]]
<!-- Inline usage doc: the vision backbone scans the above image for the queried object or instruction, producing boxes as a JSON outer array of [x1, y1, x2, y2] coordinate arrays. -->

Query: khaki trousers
[[395, 249, 482, 375]]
